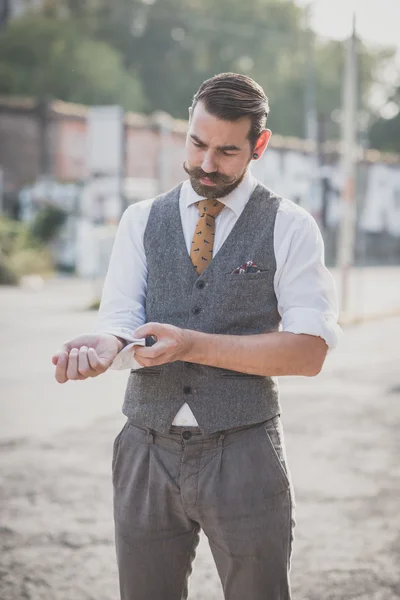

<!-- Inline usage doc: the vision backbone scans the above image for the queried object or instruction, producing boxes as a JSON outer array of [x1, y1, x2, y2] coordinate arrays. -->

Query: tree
[[0, 1, 397, 147], [369, 115, 400, 154], [0, 15, 144, 110], [87, 0, 395, 140]]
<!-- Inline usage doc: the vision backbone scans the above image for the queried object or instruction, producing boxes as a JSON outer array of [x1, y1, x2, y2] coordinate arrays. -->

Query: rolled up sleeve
[[95, 202, 150, 343], [275, 213, 342, 350]]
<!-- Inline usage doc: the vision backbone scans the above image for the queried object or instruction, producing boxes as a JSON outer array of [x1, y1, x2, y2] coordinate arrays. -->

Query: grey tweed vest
[[122, 181, 282, 434]]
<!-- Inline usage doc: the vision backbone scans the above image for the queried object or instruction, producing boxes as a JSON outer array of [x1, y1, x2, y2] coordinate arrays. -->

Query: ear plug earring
[[253, 153, 259, 159]]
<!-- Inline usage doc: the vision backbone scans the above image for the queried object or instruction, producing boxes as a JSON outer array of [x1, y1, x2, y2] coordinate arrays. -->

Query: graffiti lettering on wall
[[251, 150, 400, 236]]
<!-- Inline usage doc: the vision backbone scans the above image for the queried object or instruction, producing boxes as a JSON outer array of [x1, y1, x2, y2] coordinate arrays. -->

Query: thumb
[[52, 344, 69, 365], [133, 322, 164, 340]]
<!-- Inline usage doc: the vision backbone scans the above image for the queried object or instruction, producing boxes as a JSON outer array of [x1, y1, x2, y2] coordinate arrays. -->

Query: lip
[[199, 177, 217, 186]]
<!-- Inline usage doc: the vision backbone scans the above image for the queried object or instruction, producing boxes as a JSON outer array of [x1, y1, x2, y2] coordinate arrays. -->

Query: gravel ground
[[1, 279, 400, 599]]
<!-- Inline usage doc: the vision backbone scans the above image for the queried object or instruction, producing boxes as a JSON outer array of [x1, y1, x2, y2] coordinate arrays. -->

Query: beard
[[182, 161, 248, 199]]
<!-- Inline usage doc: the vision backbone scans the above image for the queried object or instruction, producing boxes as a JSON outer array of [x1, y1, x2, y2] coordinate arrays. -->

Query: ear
[[252, 129, 271, 160]]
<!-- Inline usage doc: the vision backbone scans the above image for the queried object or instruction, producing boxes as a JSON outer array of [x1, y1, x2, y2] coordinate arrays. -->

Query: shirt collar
[[183, 170, 257, 217]]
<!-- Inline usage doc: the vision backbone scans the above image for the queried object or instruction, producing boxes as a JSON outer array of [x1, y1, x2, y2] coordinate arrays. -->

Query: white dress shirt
[[96, 171, 342, 426]]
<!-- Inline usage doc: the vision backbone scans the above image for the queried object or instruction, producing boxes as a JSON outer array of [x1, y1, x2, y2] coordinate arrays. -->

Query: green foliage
[[0, 255, 19, 285], [0, 15, 144, 110], [0, 1, 397, 144], [7, 247, 54, 278], [369, 114, 400, 153], [87, 0, 395, 139], [0, 217, 34, 257], [0, 216, 55, 285], [30, 204, 67, 244], [369, 86, 400, 153]]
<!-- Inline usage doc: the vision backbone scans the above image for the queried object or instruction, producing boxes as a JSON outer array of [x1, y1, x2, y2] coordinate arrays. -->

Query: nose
[[201, 151, 218, 174]]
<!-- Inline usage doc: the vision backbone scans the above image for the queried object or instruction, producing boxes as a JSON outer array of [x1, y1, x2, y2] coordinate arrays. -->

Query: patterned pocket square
[[231, 260, 262, 274]]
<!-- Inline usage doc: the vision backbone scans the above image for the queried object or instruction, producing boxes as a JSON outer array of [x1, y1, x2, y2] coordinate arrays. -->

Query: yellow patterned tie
[[190, 199, 225, 275]]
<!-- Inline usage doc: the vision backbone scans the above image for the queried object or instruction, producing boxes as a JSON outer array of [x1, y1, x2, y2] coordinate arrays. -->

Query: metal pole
[[304, 5, 317, 144], [304, 2, 320, 221], [119, 109, 126, 219], [338, 15, 358, 314]]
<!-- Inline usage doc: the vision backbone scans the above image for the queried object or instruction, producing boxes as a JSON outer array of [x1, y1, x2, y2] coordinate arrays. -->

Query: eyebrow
[[190, 134, 241, 152]]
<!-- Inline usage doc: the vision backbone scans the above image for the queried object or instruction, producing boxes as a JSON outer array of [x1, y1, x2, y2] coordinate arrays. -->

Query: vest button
[[196, 280, 205, 289], [192, 306, 201, 315], [183, 386, 192, 394]]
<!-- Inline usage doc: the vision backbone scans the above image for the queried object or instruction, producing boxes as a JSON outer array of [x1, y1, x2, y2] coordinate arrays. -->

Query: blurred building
[[0, 96, 187, 196], [1, 95, 400, 271]]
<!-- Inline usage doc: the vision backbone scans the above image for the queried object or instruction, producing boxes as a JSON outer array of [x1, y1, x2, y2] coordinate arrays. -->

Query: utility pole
[[304, 2, 321, 221], [317, 112, 328, 230], [337, 14, 358, 314]]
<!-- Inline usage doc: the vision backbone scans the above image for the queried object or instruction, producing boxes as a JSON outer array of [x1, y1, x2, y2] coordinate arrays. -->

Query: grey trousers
[[112, 416, 295, 600]]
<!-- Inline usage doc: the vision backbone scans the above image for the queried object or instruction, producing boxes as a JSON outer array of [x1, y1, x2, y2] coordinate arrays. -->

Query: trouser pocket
[[263, 415, 291, 486], [112, 421, 128, 475], [263, 415, 296, 565]]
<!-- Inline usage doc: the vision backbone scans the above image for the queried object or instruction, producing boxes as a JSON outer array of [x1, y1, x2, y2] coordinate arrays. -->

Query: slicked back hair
[[191, 73, 270, 149]]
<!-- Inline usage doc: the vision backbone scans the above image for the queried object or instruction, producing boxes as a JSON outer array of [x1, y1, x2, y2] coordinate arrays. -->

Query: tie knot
[[196, 199, 225, 219]]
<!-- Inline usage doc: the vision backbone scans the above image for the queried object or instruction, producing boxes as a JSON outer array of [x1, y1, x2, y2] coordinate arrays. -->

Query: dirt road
[[1, 278, 399, 599]]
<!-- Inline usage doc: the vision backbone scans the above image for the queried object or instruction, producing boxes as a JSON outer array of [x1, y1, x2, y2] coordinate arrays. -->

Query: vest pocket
[[224, 270, 270, 280], [219, 371, 263, 379], [130, 368, 162, 375], [262, 417, 290, 487]]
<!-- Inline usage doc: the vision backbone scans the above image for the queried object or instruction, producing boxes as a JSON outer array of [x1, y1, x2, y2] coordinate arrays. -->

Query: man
[[53, 73, 341, 600]]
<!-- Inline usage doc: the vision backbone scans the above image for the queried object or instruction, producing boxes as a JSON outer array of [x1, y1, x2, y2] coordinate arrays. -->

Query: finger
[[55, 351, 69, 384], [78, 346, 98, 378], [135, 355, 155, 368], [52, 345, 69, 365], [134, 340, 168, 360], [133, 349, 163, 368], [87, 348, 109, 374], [66, 348, 82, 381], [134, 356, 146, 367], [133, 322, 164, 340]]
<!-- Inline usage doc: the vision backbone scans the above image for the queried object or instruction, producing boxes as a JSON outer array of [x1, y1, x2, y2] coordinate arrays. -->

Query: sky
[[295, 0, 400, 50], [295, 0, 400, 115]]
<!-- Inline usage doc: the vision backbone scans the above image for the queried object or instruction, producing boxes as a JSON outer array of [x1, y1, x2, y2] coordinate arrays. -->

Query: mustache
[[183, 162, 237, 186]]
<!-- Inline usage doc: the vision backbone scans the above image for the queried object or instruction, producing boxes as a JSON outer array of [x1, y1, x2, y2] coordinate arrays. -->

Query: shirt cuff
[[281, 307, 343, 350], [93, 328, 138, 349]]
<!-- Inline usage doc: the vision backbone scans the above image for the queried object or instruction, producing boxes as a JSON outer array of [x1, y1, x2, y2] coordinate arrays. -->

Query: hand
[[133, 323, 192, 368], [52, 333, 121, 384]]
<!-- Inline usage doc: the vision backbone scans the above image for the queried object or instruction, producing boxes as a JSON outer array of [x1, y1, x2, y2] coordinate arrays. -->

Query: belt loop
[[148, 430, 154, 445], [218, 432, 225, 448]]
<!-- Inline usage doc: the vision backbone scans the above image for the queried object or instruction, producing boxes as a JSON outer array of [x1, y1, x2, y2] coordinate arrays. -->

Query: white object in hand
[[110, 339, 146, 371]]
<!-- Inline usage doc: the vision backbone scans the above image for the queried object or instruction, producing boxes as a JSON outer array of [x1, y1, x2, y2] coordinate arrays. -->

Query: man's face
[[184, 101, 255, 199]]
